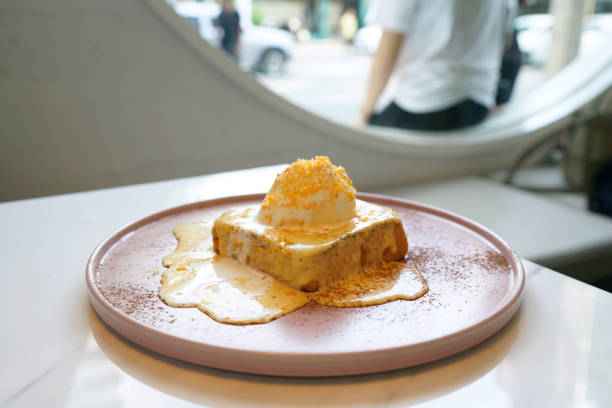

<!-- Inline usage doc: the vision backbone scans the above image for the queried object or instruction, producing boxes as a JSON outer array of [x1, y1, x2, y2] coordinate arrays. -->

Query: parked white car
[[173, 1, 294, 74]]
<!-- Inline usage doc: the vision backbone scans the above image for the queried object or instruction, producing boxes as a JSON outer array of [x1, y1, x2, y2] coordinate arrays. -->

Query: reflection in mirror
[[169, 0, 294, 74], [168, 0, 611, 131]]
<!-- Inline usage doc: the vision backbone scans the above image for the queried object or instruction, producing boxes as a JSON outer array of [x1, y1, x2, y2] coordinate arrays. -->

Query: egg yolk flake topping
[[259, 156, 356, 227]]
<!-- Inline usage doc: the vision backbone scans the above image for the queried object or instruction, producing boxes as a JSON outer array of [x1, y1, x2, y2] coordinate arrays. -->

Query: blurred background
[[2, 0, 612, 287], [2, 0, 612, 208], [169, 0, 612, 123]]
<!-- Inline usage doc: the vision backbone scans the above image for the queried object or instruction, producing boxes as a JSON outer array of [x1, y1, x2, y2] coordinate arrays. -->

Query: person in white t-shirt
[[356, 0, 507, 131]]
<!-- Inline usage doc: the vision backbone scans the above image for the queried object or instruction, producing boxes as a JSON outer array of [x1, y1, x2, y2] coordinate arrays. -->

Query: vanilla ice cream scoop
[[258, 156, 356, 227]]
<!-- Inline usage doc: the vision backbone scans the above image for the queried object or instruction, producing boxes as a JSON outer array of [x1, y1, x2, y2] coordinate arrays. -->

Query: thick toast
[[212, 200, 408, 292]]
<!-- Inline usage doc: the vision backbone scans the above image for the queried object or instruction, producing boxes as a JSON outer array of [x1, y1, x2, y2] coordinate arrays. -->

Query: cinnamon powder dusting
[[98, 282, 176, 325]]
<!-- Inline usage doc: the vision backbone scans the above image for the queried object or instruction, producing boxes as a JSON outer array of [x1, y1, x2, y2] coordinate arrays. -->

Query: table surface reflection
[[1, 165, 611, 408]]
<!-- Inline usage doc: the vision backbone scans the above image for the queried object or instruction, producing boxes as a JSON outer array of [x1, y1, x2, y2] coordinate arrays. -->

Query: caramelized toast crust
[[212, 200, 408, 292]]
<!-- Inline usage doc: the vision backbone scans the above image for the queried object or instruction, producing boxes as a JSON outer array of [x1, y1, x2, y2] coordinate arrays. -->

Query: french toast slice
[[212, 200, 408, 292]]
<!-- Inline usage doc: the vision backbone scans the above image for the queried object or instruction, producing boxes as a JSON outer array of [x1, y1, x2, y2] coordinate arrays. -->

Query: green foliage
[[252, 5, 264, 26]]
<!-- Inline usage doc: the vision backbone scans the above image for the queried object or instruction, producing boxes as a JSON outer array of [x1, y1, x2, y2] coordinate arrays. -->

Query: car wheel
[[258, 48, 286, 75]]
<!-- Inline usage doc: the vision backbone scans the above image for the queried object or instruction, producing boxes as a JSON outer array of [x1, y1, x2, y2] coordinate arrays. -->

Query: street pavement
[[255, 39, 370, 124]]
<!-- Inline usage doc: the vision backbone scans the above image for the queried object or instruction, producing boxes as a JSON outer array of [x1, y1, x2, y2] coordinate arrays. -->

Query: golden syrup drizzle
[[162, 222, 216, 267], [159, 221, 309, 325], [159, 220, 428, 325], [313, 262, 428, 307]]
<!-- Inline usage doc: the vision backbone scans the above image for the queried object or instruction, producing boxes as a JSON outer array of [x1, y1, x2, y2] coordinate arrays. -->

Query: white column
[[545, 0, 587, 78]]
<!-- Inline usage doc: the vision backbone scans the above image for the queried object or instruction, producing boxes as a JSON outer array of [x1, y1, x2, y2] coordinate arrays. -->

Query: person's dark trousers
[[369, 99, 488, 131], [496, 30, 523, 105]]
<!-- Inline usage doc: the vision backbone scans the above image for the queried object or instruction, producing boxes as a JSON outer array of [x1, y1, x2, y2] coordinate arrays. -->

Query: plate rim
[[86, 192, 525, 375]]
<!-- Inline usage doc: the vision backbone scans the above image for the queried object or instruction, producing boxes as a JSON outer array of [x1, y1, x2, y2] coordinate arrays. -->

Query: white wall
[[2, 0, 268, 201]]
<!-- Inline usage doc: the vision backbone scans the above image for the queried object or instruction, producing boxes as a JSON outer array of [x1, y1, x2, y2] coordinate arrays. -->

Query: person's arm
[[355, 30, 405, 125]]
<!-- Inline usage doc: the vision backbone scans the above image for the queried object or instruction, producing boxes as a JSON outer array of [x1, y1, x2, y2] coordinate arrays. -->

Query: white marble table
[[2, 165, 611, 408]]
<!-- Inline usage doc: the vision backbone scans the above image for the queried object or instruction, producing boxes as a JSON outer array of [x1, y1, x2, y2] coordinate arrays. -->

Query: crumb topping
[[259, 156, 357, 226]]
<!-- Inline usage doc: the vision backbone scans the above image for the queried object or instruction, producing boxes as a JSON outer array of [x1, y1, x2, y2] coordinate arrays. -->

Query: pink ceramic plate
[[87, 193, 524, 377]]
